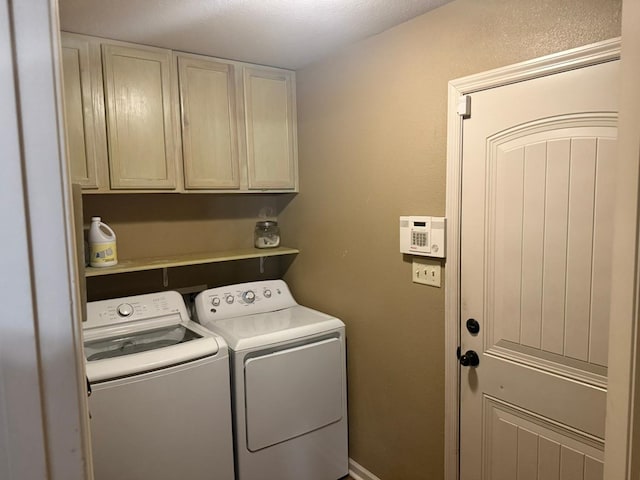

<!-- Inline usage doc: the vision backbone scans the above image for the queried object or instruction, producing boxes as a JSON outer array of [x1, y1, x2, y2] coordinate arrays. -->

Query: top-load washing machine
[[194, 279, 348, 480], [84, 290, 235, 480]]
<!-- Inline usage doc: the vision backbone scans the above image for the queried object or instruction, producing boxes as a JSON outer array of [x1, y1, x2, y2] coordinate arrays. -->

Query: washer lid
[[199, 305, 344, 351], [84, 318, 223, 382]]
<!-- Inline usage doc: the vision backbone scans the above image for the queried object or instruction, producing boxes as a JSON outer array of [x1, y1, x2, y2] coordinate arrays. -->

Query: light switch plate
[[412, 257, 441, 287]]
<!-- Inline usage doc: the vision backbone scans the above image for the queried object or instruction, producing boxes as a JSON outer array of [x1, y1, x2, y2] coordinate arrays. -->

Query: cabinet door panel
[[61, 35, 106, 189], [178, 57, 239, 189], [244, 67, 297, 190], [102, 44, 176, 189]]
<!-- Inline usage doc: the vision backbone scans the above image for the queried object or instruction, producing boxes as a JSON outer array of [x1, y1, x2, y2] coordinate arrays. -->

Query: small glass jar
[[254, 221, 280, 249]]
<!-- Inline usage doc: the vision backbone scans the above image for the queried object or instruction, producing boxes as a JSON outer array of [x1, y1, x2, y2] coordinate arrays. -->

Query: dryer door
[[244, 337, 344, 451]]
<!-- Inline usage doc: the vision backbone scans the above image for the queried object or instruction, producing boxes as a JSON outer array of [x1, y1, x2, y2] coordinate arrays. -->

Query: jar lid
[[256, 220, 278, 227]]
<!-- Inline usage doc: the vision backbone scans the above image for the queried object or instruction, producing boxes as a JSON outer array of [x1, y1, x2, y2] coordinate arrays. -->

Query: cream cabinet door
[[61, 34, 107, 189], [178, 56, 240, 189], [102, 44, 177, 189], [243, 67, 297, 190]]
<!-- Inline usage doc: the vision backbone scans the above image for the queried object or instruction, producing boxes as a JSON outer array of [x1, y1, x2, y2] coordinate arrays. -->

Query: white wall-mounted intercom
[[399, 216, 446, 258]]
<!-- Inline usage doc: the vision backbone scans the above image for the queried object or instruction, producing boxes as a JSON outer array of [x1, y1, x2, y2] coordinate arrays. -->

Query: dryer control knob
[[264, 289, 272, 298], [211, 297, 221, 307], [242, 290, 256, 303], [225, 295, 235, 304], [117, 303, 134, 317]]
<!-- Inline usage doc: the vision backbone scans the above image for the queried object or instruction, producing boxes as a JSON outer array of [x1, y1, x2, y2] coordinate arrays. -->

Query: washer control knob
[[264, 289, 272, 298], [243, 290, 256, 303], [117, 303, 134, 317], [211, 297, 221, 307], [226, 295, 235, 305]]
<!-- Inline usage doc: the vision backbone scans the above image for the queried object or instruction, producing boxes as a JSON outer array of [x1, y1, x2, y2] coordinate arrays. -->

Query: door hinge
[[457, 95, 471, 118], [456, 346, 461, 359]]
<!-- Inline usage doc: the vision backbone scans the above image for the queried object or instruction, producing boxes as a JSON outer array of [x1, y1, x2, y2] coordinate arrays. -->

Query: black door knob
[[466, 318, 480, 334], [459, 350, 480, 367]]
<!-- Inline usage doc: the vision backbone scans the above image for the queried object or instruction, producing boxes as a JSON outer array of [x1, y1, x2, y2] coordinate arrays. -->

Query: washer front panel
[[90, 354, 234, 480]]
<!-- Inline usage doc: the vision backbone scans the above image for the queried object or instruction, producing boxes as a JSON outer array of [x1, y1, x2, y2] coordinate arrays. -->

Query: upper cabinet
[[60, 34, 108, 190], [178, 55, 240, 189], [60, 32, 298, 194], [102, 44, 178, 189], [244, 67, 297, 190]]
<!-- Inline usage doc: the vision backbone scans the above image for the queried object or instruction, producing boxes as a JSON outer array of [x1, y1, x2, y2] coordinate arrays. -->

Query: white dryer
[[84, 291, 235, 480], [194, 280, 348, 480]]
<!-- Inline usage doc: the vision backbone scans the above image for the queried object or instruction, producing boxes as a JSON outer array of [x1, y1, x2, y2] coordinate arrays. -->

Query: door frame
[[443, 38, 621, 480], [0, 0, 92, 479]]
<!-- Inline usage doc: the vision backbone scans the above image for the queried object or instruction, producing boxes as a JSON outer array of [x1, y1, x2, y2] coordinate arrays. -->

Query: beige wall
[[83, 193, 289, 300], [281, 1, 621, 478]]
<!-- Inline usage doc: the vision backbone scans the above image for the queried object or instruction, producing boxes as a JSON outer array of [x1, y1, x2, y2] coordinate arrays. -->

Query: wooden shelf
[[85, 246, 299, 277]]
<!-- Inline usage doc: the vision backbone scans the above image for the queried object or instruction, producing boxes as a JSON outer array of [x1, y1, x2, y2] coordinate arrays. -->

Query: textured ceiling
[[58, 0, 452, 70]]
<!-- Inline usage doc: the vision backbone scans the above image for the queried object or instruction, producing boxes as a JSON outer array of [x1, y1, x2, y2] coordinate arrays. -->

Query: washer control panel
[[117, 303, 134, 317], [195, 280, 297, 321], [86, 291, 186, 327], [242, 290, 256, 303]]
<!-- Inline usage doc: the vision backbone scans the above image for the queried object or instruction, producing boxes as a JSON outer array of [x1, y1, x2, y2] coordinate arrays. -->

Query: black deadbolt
[[466, 318, 480, 335]]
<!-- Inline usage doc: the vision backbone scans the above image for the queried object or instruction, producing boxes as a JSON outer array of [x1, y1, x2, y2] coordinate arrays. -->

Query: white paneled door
[[460, 59, 619, 479]]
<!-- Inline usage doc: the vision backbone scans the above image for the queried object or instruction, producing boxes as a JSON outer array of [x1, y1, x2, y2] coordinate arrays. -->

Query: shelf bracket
[[162, 267, 169, 287], [260, 256, 265, 274]]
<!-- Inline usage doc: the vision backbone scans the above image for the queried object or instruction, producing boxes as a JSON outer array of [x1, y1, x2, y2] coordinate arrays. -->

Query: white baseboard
[[348, 458, 383, 480]]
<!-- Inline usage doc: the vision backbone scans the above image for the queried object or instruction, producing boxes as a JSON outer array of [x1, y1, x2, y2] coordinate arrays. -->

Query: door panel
[[542, 139, 571, 356], [589, 139, 617, 366], [484, 397, 604, 480], [487, 124, 616, 372], [460, 59, 618, 479], [520, 142, 545, 350]]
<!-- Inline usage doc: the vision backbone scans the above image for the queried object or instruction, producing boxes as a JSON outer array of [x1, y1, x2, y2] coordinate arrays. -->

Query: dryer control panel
[[195, 280, 297, 322]]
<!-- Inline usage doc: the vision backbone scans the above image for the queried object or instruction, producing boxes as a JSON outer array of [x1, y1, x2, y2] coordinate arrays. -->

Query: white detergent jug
[[89, 216, 118, 267]]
